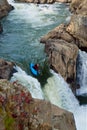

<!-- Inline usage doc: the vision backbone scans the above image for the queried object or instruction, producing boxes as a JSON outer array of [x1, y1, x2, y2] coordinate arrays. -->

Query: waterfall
[[43, 70, 87, 130], [43, 70, 79, 113], [74, 105, 87, 130], [76, 50, 87, 96]]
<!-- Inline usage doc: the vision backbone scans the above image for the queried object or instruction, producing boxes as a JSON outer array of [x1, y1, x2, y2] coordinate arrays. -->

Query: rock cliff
[[0, 79, 76, 130], [40, 24, 79, 83], [67, 0, 87, 51]]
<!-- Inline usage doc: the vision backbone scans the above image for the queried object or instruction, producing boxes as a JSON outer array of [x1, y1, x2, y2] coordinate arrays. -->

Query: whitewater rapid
[[11, 66, 44, 99], [11, 63, 87, 130]]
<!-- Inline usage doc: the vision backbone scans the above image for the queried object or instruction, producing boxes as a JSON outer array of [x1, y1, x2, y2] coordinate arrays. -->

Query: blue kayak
[[30, 63, 39, 76]]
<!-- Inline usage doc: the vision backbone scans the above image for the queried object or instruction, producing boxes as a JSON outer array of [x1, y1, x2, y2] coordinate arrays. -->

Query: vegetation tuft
[[37, 60, 52, 87]]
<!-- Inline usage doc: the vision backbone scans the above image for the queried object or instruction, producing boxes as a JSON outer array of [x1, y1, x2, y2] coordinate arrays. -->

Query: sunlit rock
[[66, 14, 87, 51], [70, 0, 87, 14], [40, 24, 79, 82]]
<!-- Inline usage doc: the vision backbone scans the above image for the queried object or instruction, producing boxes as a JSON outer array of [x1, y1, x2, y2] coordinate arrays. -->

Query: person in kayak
[[33, 64, 39, 71]]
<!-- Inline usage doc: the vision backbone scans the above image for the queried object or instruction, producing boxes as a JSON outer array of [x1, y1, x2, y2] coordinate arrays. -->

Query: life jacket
[[33, 64, 39, 71]]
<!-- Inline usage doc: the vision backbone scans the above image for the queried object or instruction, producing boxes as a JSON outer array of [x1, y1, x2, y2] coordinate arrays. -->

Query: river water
[[0, 0, 70, 72], [0, 1, 87, 130]]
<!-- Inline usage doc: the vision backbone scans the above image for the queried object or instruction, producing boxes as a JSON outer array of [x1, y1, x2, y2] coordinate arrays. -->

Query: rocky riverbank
[[40, 0, 87, 92]]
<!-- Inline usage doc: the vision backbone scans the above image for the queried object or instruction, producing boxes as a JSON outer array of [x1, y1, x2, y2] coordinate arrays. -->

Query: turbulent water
[[11, 65, 87, 130], [0, 0, 87, 130], [0, 0, 70, 73], [76, 50, 87, 96]]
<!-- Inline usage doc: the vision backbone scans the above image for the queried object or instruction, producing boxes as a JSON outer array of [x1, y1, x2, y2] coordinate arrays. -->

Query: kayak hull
[[30, 63, 38, 76]]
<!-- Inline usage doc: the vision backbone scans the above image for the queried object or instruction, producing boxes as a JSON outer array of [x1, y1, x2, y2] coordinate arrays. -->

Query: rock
[[0, 0, 14, 19], [70, 0, 87, 14], [0, 79, 76, 130], [66, 0, 87, 51], [66, 14, 87, 51], [0, 59, 14, 79], [51, 104, 76, 130], [44, 39, 78, 81], [70, 81, 80, 95], [40, 24, 75, 44], [40, 24, 79, 82]]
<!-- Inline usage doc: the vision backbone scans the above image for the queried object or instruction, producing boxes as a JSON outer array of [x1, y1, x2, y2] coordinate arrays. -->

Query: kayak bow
[[30, 63, 38, 76]]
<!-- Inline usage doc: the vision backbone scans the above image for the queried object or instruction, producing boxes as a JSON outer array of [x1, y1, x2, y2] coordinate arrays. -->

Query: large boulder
[[40, 24, 79, 82], [0, 0, 14, 19], [0, 59, 14, 79], [44, 39, 78, 82], [0, 79, 76, 130]]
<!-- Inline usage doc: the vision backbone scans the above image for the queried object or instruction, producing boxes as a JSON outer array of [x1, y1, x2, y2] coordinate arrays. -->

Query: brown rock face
[[66, 14, 87, 50], [40, 24, 79, 82], [66, 0, 87, 51], [45, 39, 78, 82], [0, 59, 14, 79], [40, 24, 75, 44], [0, 0, 14, 19], [70, 0, 87, 14], [0, 79, 76, 130]]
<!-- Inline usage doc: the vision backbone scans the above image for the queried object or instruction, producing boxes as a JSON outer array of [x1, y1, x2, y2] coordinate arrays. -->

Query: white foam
[[43, 70, 79, 112], [43, 70, 87, 130], [74, 105, 87, 130], [11, 66, 44, 99]]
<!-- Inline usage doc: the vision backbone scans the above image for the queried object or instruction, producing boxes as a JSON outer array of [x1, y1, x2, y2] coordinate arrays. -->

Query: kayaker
[[33, 64, 39, 71]]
